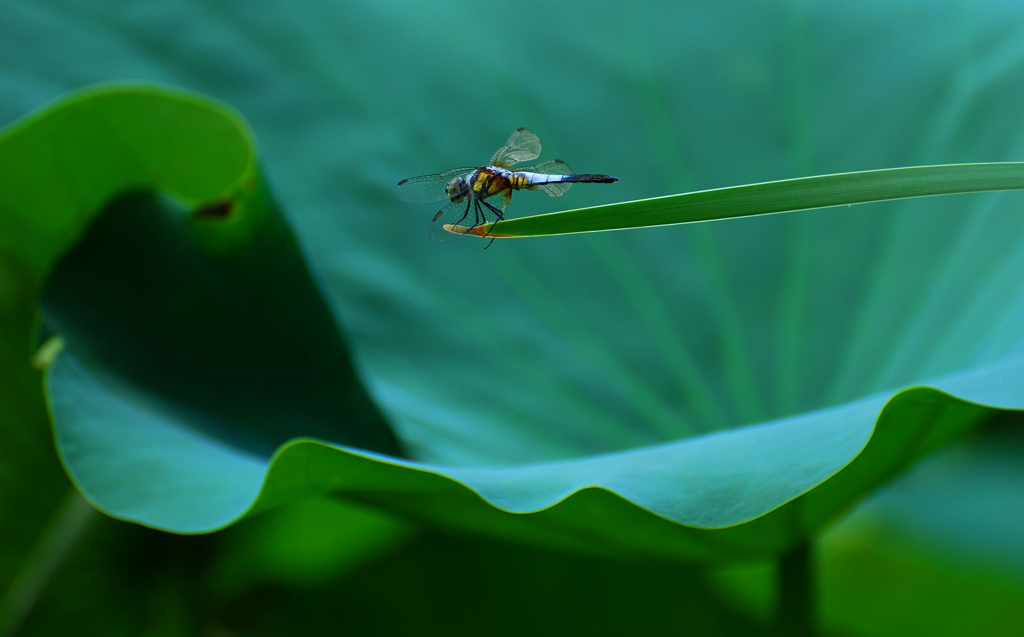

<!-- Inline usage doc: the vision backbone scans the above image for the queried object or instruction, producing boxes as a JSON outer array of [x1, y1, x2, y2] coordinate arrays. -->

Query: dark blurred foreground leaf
[[222, 529, 766, 637], [13, 510, 765, 637]]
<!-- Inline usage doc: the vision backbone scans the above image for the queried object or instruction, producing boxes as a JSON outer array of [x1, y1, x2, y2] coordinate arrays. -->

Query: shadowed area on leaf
[[41, 189, 403, 459]]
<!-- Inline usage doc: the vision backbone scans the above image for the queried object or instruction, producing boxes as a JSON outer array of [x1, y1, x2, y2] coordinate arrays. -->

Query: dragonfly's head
[[446, 177, 469, 203]]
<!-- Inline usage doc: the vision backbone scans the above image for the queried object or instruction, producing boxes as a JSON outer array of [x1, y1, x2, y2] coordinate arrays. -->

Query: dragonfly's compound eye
[[446, 177, 469, 203]]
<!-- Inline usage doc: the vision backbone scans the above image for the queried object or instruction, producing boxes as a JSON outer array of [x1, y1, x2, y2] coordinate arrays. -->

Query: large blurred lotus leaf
[[4, 0, 1024, 563]]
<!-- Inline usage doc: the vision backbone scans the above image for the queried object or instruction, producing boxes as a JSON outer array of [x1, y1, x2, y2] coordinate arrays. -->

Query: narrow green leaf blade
[[473, 163, 1024, 238]]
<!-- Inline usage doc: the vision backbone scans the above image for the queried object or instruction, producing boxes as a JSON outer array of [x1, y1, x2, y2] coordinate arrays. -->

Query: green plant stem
[[776, 542, 815, 636], [0, 489, 95, 637]]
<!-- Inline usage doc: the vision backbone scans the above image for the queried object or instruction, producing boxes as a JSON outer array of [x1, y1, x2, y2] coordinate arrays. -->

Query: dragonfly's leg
[[473, 200, 486, 228], [480, 199, 504, 249], [482, 199, 505, 222], [480, 199, 506, 238], [452, 199, 471, 228]]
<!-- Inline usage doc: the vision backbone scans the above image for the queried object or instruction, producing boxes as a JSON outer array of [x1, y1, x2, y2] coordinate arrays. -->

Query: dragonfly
[[396, 128, 618, 244]]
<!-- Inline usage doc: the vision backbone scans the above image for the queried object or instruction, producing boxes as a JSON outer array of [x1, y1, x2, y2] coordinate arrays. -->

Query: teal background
[[4, 1, 1024, 635]]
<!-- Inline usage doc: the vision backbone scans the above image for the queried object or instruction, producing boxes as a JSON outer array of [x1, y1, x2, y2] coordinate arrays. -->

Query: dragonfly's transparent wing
[[429, 190, 512, 242], [515, 158, 575, 197], [489, 128, 541, 168], [396, 167, 476, 203], [429, 198, 473, 241]]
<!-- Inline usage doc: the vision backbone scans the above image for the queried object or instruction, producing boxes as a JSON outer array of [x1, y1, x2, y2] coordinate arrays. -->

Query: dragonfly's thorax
[[471, 166, 549, 197], [468, 166, 515, 198]]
